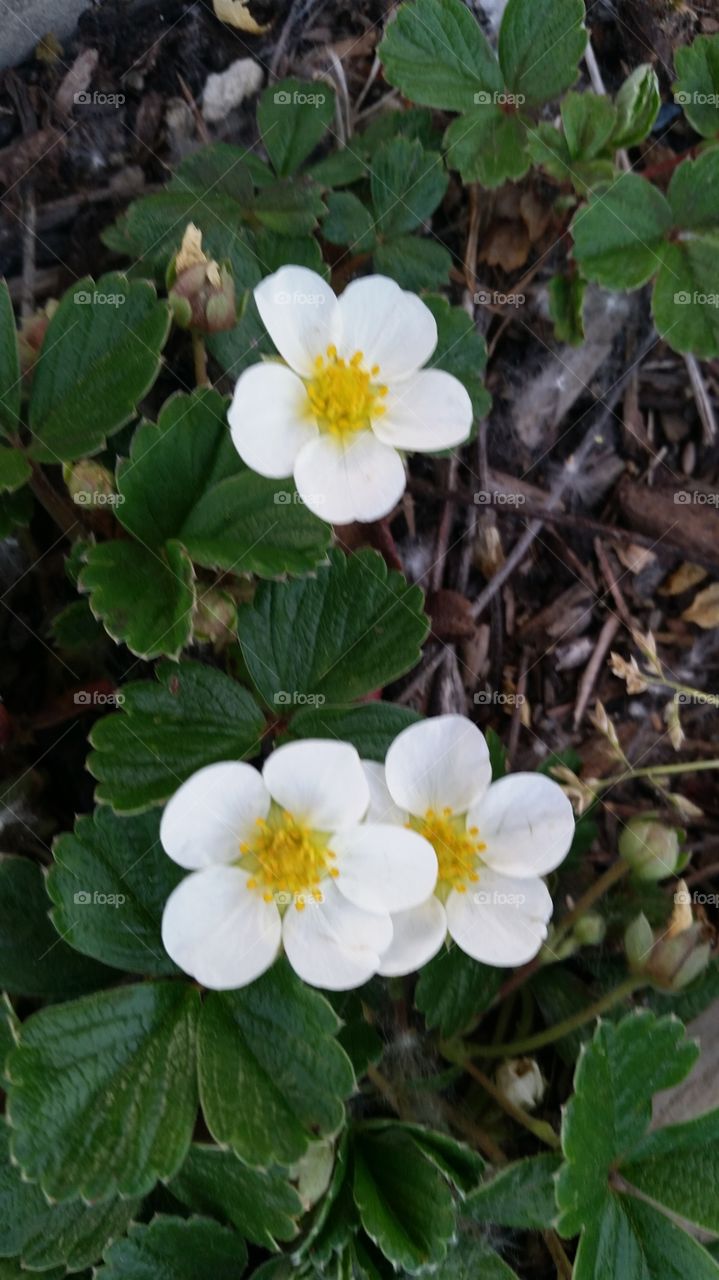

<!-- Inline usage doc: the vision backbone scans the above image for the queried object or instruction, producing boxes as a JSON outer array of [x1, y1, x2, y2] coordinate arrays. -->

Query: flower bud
[[63, 459, 117, 508], [572, 911, 606, 947], [168, 223, 236, 333], [625, 888, 713, 992], [496, 1058, 545, 1111], [18, 300, 58, 380], [619, 816, 682, 881], [192, 588, 237, 647]]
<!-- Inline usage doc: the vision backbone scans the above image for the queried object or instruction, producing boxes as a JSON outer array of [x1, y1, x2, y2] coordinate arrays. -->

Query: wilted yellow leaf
[[213, 0, 271, 34], [660, 562, 708, 596], [683, 582, 719, 629]]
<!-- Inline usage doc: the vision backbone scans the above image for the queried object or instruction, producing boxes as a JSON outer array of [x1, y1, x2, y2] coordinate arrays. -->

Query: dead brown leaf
[[683, 582, 719, 629], [660, 562, 708, 596]]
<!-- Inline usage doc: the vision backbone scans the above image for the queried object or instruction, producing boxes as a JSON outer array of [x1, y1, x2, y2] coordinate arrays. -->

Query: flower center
[[306, 345, 388, 439], [239, 807, 338, 910], [408, 807, 486, 899]]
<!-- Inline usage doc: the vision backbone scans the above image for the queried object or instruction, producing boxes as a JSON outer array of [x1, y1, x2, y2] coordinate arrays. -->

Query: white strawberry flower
[[363, 715, 575, 974], [160, 739, 438, 991], [228, 266, 473, 523]]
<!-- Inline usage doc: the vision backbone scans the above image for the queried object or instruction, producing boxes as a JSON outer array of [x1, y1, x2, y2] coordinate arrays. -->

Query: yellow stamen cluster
[[409, 807, 486, 896], [240, 809, 337, 911], [306, 345, 388, 438]]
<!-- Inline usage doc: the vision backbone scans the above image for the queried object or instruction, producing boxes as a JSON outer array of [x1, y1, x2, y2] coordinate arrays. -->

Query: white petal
[[337, 276, 437, 380], [160, 762, 270, 870], [294, 431, 406, 523], [377, 897, 447, 977], [446, 870, 553, 967], [254, 267, 338, 377], [468, 773, 575, 879], [282, 879, 392, 990], [228, 362, 317, 479], [161, 865, 281, 989], [362, 761, 407, 825], [374, 369, 473, 452], [262, 739, 369, 831], [384, 715, 492, 819], [331, 823, 437, 914]]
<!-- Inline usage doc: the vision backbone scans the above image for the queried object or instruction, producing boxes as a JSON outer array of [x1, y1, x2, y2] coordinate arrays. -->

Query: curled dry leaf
[[659, 561, 708, 596], [213, 0, 271, 33], [682, 581, 719, 629]]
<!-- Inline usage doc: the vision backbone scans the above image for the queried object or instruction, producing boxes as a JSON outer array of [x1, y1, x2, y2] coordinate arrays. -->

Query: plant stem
[[464, 976, 643, 1059], [641, 673, 719, 708], [461, 1058, 562, 1150], [550, 858, 630, 950], [191, 330, 210, 387], [599, 758, 719, 788]]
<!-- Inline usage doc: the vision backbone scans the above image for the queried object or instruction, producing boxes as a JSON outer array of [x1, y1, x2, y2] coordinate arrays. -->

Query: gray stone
[[0, 0, 92, 68]]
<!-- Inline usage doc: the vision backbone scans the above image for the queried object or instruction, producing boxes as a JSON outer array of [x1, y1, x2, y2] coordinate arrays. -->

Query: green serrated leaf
[[379, 0, 502, 113], [97, 1214, 247, 1280], [168, 1145, 303, 1249], [573, 1192, 719, 1280], [498, 0, 586, 105], [392, 1123, 484, 1195], [48, 807, 183, 974], [561, 91, 617, 160], [468, 1153, 562, 1229], [258, 79, 336, 177], [254, 228, 326, 274], [571, 173, 672, 289], [415, 944, 502, 1038], [370, 137, 447, 237], [557, 1010, 699, 1238], [80, 538, 195, 661], [0, 1121, 140, 1272], [0, 446, 30, 494], [285, 702, 420, 761], [352, 1125, 455, 1272], [0, 856, 112, 999], [198, 960, 355, 1167], [238, 548, 428, 708], [28, 274, 170, 462], [374, 236, 452, 290], [621, 1108, 719, 1233], [0, 996, 19, 1080], [0, 282, 20, 437], [444, 109, 529, 188], [430, 1232, 520, 1280], [253, 177, 326, 235], [88, 660, 265, 813], [674, 33, 719, 139], [7, 981, 200, 1200], [309, 148, 367, 187], [322, 191, 376, 251], [116, 390, 330, 577]]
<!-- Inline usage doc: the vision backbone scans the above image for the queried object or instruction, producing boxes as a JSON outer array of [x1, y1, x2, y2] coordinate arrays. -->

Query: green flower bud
[[192, 588, 237, 647], [573, 912, 606, 947], [619, 816, 681, 881], [63, 459, 117, 509]]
